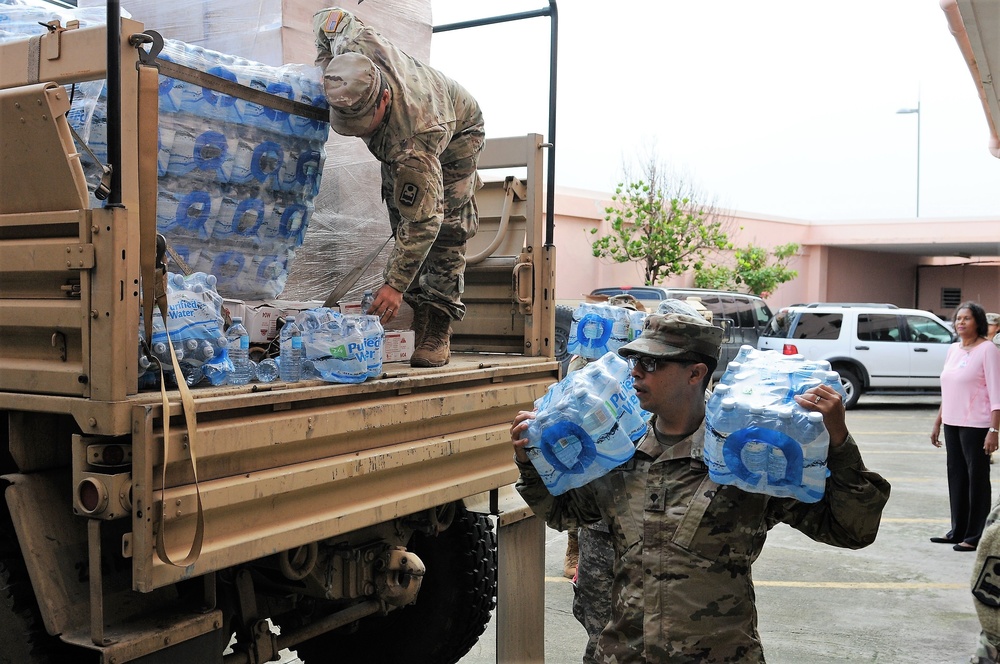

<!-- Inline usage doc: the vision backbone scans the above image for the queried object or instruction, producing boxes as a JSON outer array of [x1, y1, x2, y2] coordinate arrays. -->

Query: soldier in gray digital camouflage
[[313, 7, 485, 367], [510, 312, 891, 663]]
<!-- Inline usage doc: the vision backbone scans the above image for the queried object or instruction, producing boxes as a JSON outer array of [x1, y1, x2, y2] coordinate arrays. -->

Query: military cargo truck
[[0, 9, 556, 663]]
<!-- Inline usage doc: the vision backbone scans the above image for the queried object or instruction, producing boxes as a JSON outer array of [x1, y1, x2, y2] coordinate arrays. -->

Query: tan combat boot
[[563, 529, 579, 580], [410, 303, 429, 349], [410, 307, 451, 367]]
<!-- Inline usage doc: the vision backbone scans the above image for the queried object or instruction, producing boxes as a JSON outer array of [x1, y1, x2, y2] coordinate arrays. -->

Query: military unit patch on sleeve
[[322, 10, 345, 34], [973, 556, 1000, 608], [400, 182, 420, 208]]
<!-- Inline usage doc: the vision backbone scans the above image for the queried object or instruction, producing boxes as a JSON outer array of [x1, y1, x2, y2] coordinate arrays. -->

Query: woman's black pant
[[944, 424, 992, 546]]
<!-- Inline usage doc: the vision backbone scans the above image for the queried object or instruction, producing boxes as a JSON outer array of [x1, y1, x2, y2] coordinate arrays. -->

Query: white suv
[[757, 303, 955, 408]]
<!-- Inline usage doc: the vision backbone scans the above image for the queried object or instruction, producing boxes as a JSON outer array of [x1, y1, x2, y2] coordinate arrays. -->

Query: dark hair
[[954, 301, 989, 338], [683, 352, 718, 390]]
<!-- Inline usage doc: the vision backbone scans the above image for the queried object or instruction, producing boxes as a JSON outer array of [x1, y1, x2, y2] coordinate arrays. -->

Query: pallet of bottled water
[[566, 303, 647, 361], [60, 31, 330, 300], [704, 346, 848, 502], [525, 353, 649, 495]]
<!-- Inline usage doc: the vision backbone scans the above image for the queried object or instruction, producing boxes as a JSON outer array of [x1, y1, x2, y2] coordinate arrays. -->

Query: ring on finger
[[814, 395, 821, 404]]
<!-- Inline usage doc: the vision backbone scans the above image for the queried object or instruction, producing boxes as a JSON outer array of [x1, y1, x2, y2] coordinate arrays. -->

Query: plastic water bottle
[[226, 317, 253, 385], [279, 316, 303, 383], [608, 306, 630, 352], [627, 310, 647, 341], [706, 384, 732, 420], [733, 344, 756, 364], [360, 314, 384, 378], [361, 290, 375, 314], [256, 358, 279, 383], [821, 371, 849, 402], [719, 361, 743, 385]]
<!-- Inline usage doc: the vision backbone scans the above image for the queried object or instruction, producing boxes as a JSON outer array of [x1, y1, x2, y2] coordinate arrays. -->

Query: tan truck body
[[0, 17, 555, 663]]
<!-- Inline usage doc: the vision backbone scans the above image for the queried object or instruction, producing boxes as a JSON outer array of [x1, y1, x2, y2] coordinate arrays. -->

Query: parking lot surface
[[461, 393, 990, 664]]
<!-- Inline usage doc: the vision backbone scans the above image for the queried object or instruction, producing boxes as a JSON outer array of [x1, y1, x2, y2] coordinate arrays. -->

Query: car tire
[[554, 305, 574, 378], [837, 368, 862, 410]]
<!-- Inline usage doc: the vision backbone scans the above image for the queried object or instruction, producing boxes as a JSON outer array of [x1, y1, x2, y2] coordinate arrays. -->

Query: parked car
[[554, 286, 773, 379], [757, 303, 955, 408]]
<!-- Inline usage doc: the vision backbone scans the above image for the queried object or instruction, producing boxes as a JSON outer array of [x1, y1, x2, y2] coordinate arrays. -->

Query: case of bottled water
[[703, 346, 840, 502], [279, 308, 381, 384], [143, 272, 232, 387], [567, 303, 652, 361], [526, 351, 645, 495]]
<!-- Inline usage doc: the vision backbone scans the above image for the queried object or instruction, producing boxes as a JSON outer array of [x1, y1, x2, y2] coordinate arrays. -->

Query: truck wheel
[[555, 304, 574, 377], [838, 368, 862, 410], [295, 504, 497, 664]]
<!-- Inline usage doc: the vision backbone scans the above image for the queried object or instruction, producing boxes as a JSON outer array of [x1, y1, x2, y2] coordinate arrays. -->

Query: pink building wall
[[551, 188, 1000, 317]]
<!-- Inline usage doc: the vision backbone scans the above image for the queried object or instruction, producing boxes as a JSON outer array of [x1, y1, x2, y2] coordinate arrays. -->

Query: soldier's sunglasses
[[626, 355, 692, 373]]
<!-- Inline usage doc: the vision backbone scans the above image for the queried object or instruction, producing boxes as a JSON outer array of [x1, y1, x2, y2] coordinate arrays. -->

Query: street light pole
[[896, 99, 921, 217]]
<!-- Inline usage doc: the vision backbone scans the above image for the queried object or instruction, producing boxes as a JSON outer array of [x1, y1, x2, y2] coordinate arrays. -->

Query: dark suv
[[555, 287, 773, 378]]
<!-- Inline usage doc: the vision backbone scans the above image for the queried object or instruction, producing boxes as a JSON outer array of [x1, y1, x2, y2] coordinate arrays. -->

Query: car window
[[791, 313, 843, 340], [857, 314, 901, 342], [904, 315, 953, 343], [763, 310, 794, 337], [728, 297, 753, 328], [697, 294, 725, 321], [751, 300, 772, 328]]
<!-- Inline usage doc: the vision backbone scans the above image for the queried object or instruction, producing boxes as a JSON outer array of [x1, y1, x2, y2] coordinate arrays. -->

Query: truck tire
[[555, 304, 574, 377], [295, 504, 497, 664]]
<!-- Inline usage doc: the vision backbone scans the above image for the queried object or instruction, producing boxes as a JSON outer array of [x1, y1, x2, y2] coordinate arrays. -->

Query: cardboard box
[[384, 330, 415, 363], [222, 298, 245, 325], [243, 301, 284, 343]]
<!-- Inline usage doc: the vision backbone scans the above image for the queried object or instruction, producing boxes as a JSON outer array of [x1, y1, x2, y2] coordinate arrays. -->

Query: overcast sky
[[428, 1, 1000, 221]]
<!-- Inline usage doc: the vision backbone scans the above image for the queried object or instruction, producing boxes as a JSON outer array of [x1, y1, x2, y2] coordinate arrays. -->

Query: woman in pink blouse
[[930, 302, 1000, 551]]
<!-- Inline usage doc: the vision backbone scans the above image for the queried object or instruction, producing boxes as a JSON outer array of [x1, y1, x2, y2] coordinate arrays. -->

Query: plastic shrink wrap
[[2, 0, 432, 306], [75, 0, 434, 305], [704, 346, 842, 503]]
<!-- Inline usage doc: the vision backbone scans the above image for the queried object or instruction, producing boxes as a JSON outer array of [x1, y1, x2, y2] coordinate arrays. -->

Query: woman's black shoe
[[930, 536, 958, 544], [954, 542, 977, 551]]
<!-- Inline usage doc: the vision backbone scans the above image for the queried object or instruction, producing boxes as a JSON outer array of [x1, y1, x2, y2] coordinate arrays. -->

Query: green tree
[[589, 158, 731, 286], [694, 242, 799, 297], [691, 265, 736, 291]]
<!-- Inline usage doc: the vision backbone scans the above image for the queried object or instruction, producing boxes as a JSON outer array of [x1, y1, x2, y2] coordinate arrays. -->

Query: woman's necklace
[[960, 339, 980, 351]]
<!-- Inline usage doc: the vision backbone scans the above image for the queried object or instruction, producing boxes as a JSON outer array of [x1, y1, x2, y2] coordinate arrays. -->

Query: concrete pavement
[[462, 393, 991, 663]]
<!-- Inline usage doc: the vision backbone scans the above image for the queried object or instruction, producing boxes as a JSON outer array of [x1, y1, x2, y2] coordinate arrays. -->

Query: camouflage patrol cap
[[617, 313, 723, 360], [988, 312, 1000, 325], [323, 52, 385, 136]]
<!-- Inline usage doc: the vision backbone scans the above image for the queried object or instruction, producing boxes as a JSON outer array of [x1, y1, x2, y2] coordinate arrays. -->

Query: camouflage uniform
[[571, 297, 711, 662], [573, 523, 615, 663], [314, 8, 485, 320], [972, 500, 1000, 663], [516, 422, 890, 663]]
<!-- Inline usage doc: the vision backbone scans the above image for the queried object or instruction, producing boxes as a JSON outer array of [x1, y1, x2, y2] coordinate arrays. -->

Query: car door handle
[[913, 348, 928, 352], [854, 345, 870, 351]]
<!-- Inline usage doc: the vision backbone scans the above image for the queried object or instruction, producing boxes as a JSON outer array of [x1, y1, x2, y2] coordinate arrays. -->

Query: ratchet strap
[[154, 293, 206, 569], [156, 59, 329, 122], [135, 42, 205, 567]]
